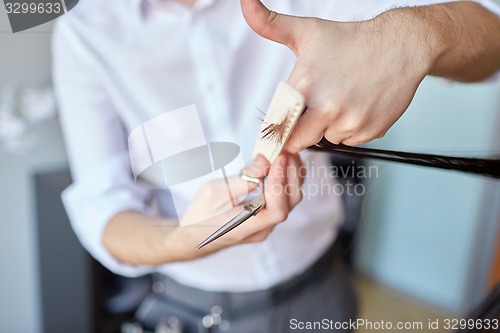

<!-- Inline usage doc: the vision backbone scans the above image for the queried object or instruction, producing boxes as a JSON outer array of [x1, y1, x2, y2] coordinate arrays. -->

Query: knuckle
[[343, 136, 367, 146], [294, 76, 313, 94], [272, 209, 289, 222], [291, 192, 303, 208], [273, 176, 287, 190], [319, 100, 341, 121], [297, 190, 303, 202], [298, 164, 307, 179], [322, 98, 341, 113], [324, 132, 342, 144], [354, 138, 370, 146], [340, 114, 364, 133], [353, 129, 385, 145], [375, 129, 388, 139]]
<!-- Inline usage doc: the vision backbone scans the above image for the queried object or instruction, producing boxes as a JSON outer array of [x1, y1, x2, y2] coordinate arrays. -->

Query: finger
[[261, 154, 289, 224], [283, 153, 304, 208], [244, 154, 270, 178], [285, 108, 328, 153], [204, 175, 256, 208], [340, 136, 369, 146], [323, 126, 350, 145], [240, 0, 305, 54], [211, 154, 270, 201]]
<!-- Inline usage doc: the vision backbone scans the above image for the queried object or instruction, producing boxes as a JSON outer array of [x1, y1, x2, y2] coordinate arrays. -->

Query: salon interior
[[1, 3, 499, 333]]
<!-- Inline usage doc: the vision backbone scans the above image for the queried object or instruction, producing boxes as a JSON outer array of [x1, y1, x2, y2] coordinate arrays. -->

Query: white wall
[[355, 0, 500, 312], [355, 77, 500, 313], [0, 11, 67, 333]]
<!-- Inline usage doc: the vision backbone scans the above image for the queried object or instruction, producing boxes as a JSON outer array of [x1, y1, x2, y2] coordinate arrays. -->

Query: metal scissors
[[196, 83, 304, 249], [196, 172, 265, 249]]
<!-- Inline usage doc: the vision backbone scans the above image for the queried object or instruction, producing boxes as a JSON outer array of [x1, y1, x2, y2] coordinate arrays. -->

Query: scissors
[[196, 172, 265, 249]]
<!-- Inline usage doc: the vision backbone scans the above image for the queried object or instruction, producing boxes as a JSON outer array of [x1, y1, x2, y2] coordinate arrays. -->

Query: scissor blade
[[196, 209, 254, 250]]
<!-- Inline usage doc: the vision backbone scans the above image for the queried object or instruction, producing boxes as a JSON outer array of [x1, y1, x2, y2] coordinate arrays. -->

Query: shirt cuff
[[62, 153, 156, 277]]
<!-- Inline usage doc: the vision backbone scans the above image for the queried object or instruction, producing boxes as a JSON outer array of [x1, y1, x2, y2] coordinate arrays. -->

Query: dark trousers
[[132, 243, 357, 333]]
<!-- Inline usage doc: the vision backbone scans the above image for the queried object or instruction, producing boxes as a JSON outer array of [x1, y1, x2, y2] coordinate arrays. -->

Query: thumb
[[216, 155, 270, 200], [245, 154, 270, 178], [240, 0, 305, 54]]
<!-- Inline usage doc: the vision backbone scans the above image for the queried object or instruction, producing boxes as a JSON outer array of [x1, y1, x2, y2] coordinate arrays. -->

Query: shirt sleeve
[[52, 18, 156, 277]]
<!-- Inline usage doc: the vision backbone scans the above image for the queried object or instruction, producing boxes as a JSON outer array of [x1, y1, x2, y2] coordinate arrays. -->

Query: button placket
[[259, 241, 282, 280], [188, 14, 235, 142]]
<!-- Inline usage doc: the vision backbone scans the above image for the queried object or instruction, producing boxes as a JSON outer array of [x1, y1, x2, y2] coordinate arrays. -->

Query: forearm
[[379, 1, 500, 82], [102, 211, 205, 266], [100, 155, 295, 267]]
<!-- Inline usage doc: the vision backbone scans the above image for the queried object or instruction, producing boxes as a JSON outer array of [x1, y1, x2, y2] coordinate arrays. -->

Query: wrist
[[372, 6, 447, 78], [409, 6, 454, 77], [161, 223, 210, 262], [138, 217, 181, 264], [160, 223, 191, 262]]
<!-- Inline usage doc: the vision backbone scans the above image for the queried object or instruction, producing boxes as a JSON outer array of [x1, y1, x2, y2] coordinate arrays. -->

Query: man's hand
[[241, 0, 500, 150], [176, 153, 304, 257], [103, 153, 305, 265]]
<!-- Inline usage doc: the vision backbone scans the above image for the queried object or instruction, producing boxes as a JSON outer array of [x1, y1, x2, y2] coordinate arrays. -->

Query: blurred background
[[1, 2, 499, 333]]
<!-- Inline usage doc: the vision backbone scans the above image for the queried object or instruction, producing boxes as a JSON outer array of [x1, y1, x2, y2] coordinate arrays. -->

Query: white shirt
[[53, 0, 499, 292]]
